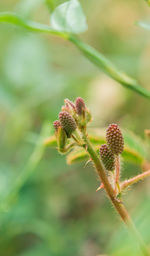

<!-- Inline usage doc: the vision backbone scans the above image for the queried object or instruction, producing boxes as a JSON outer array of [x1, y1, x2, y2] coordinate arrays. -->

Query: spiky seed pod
[[59, 111, 77, 137], [75, 97, 86, 115], [106, 124, 124, 155], [100, 144, 115, 171], [53, 120, 61, 132]]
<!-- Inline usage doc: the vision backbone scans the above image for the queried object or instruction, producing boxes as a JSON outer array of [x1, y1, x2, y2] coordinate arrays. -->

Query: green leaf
[[45, 129, 147, 165], [137, 21, 150, 31], [44, 135, 57, 147], [50, 0, 88, 34], [66, 145, 144, 165], [67, 148, 89, 164], [45, 0, 67, 12]]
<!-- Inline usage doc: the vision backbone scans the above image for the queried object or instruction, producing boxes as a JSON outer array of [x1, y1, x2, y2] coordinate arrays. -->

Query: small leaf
[[88, 133, 105, 145], [67, 148, 89, 164], [46, 0, 67, 12], [44, 135, 57, 147], [50, 0, 88, 34], [137, 21, 150, 31]]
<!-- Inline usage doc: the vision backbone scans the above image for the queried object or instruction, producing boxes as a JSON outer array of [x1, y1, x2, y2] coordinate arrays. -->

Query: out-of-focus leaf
[[67, 145, 144, 165], [46, 0, 66, 12], [88, 133, 106, 145], [67, 148, 89, 164], [45, 129, 147, 165], [44, 135, 57, 147], [137, 21, 150, 31], [88, 129, 148, 159], [50, 0, 88, 34], [44, 133, 105, 148]]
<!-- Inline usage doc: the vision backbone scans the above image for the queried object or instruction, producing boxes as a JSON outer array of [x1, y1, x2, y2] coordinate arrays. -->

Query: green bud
[[57, 126, 67, 153]]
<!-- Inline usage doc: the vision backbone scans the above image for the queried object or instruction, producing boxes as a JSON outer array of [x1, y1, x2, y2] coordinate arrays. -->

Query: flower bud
[[106, 124, 124, 155], [75, 97, 86, 116], [59, 111, 77, 137], [100, 144, 115, 171], [53, 120, 61, 132], [57, 126, 67, 153], [64, 99, 76, 111], [61, 105, 70, 113]]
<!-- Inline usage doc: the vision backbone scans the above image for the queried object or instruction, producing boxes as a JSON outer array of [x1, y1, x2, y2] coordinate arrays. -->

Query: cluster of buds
[[53, 97, 91, 153], [100, 124, 124, 171]]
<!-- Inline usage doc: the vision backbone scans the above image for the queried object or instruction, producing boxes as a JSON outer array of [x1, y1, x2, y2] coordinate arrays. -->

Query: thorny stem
[[81, 132, 150, 256], [121, 170, 150, 191]]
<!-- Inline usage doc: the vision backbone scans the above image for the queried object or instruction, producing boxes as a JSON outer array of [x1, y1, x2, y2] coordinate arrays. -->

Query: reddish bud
[[59, 111, 77, 137], [64, 99, 76, 110], [100, 144, 115, 171], [75, 97, 86, 115], [53, 120, 61, 132], [106, 124, 124, 155]]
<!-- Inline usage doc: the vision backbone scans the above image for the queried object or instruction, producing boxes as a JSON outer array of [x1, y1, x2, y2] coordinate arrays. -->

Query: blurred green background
[[1, 0, 150, 255]]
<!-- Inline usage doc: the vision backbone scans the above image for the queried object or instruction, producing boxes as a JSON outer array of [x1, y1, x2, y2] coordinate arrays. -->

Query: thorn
[[115, 198, 123, 204], [96, 183, 104, 192]]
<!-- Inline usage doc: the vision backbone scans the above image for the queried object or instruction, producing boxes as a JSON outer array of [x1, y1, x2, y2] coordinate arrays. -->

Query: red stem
[[121, 170, 150, 191]]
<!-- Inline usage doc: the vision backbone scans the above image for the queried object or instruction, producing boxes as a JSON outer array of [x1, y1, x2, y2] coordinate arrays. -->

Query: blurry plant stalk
[[53, 98, 150, 256]]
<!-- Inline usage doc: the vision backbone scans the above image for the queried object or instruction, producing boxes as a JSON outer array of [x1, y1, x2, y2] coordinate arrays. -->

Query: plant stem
[[69, 35, 150, 100], [121, 170, 150, 191], [1, 12, 150, 100], [82, 132, 150, 256], [115, 155, 121, 194]]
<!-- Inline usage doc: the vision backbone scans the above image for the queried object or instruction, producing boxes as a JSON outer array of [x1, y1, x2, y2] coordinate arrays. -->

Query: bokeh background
[[1, 0, 150, 255]]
